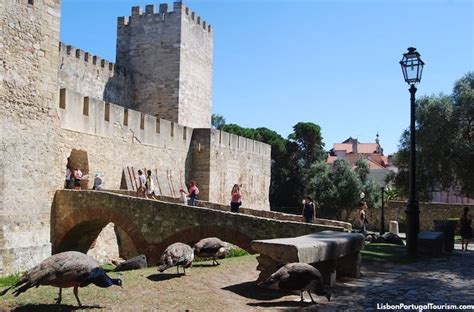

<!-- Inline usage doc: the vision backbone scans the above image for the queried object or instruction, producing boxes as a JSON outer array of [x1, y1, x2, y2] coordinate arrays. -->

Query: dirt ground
[[0, 255, 332, 311]]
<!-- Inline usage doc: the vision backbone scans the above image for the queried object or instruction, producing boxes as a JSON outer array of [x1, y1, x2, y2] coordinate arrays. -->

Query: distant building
[[327, 137, 474, 204], [327, 135, 393, 186]]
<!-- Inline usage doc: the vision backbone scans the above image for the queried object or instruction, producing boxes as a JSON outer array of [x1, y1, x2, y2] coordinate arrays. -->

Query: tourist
[[145, 170, 157, 200], [73, 165, 83, 190], [230, 184, 242, 213], [187, 180, 199, 206], [302, 196, 315, 223], [136, 169, 146, 198], [459, 206, 472, 251], [92, 173, 103, 190], [179, 189, 188, 205], [358, 201, 368, 235], [64, 158, 73, 189]]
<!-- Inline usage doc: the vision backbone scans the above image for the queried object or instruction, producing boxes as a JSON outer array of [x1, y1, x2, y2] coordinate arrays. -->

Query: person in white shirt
[[137, 169, 146, 198]]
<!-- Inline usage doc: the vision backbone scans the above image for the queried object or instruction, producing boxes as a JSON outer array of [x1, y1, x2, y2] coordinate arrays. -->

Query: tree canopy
[[393, 72, 474, 199]]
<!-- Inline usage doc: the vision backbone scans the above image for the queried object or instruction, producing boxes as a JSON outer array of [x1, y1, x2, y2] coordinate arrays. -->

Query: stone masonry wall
[[56, 89, 192, 191], [116, 4, 181, 121], [178, 3, 213, 128], [115, 3, 212, 129], [58, 43, 133, 108], [0, 0, 61, 275], [56, 89, 271, 212], [197, 129, 271, 211], [350, 201, 474, 232]]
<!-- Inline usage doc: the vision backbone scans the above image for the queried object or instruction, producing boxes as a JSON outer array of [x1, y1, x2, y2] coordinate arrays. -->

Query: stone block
[[389, 221, 399, 235], [252, 231, 364, 285], [418, 231, 445, 256]]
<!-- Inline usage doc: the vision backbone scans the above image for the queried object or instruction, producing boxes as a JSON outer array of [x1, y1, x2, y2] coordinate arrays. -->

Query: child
[[179, 189, 188, 205]]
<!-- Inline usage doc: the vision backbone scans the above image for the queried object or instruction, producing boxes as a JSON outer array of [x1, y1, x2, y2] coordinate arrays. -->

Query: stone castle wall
[[349, 201, 474, 232], [56, 88, 193, 192], [0, 1, 271, 275], [209, 130, 271, 211], [178, 4, 213, 129], [58, 43, 133, 108], [0, 0, 61, 275], [56, 90, 271, 210], [188, 129, 271, 211], [116, 3, 213, 128]]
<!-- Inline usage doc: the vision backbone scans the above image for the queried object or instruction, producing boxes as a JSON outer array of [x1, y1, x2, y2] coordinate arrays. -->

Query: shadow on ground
[[146, 273, 184, 282], [192, 263, 219, 268], [222, 281, 293, 300], [12, 304, 102, 311], [247, 300, 322, 309]]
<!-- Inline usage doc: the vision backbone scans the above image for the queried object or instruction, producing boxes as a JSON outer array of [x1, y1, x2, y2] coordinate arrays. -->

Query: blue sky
[[60, 0, 473, 155]]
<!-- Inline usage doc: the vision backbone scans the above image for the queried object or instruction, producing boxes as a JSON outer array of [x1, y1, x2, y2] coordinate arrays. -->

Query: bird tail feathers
[[0, 285, 13, 296], [257, 278, 275, 288], [158, 264, 171, 272]]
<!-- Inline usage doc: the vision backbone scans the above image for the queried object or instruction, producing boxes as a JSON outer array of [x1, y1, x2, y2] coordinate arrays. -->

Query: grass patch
[[227, 247, 249, 258], [101, 263, 116, 272], [362, 243, 419, 264], [194, 247, 250, 263], [0, 273, 21, 287]]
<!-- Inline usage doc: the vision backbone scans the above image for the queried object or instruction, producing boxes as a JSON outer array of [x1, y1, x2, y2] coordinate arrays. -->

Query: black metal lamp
[[400, 47, 425, 84], [380, 184, 390, 235], [399, 47, 424, 256]]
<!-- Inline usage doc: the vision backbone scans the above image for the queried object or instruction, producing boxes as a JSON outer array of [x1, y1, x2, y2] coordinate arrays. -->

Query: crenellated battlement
[[58, 88, 192, 150], [59, 42, 130, 77], [212, 130, 271, 157], [117, 2, 212, 33], [56, 88, 268, 156]]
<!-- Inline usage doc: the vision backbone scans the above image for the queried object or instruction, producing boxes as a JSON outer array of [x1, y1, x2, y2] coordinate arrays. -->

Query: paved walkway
[[311, 244, 474, 311]]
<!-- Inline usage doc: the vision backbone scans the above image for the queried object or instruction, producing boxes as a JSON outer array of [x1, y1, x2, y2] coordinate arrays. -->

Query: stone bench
[[251, 230, 365, 286], [418, 231, 445, 256]]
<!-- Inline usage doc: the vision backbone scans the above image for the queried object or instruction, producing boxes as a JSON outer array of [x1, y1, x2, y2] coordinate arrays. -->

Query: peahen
[[193, 237, 229, 266], [0, 251, 122, 307], [258, 262, 331, 303], [158, 242, 194, 274]]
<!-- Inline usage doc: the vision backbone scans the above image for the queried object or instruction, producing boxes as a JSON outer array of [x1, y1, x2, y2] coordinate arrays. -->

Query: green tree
[[211, 114, 226, 129], [355, 157, 380, 209], [393, 72, 474, 199], [452, 72, 474, 197], [288, 122, 327, 170]]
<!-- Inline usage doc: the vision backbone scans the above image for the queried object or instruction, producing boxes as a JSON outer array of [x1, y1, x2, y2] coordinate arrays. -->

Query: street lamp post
[[399, 47, 425, 256]]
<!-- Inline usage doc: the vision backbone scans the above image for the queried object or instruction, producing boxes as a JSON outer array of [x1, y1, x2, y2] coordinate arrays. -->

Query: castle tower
[[116, 2, 213, 129], [0, 0, 61, 274]]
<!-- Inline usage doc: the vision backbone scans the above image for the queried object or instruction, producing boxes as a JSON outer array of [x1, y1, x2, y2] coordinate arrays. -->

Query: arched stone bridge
[[51, 190, 349, 265]]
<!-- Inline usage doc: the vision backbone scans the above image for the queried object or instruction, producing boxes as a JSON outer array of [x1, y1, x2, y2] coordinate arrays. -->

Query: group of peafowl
[[0, 236, 331, 307]]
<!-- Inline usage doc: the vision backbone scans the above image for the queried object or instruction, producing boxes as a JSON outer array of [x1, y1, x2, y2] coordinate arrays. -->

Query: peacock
[[193, 237, 229, 266], [258, 262, 331, 303], [158, 242, 194, 274], [0, 251, 122, 307]]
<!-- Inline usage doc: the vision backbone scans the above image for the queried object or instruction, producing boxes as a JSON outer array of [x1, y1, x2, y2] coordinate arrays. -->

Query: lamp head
[[400, 47, 425, 85]]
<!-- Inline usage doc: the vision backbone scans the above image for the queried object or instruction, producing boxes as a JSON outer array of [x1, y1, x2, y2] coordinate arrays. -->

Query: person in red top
[[187, 180, 199, 206], [230, 184, 242, 213]]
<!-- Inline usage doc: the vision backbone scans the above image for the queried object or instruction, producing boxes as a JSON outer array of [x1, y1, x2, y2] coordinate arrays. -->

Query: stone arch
[[151, 225, 254, 265], [67, 149, 90, 189], [53, 207, 148, 260]]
